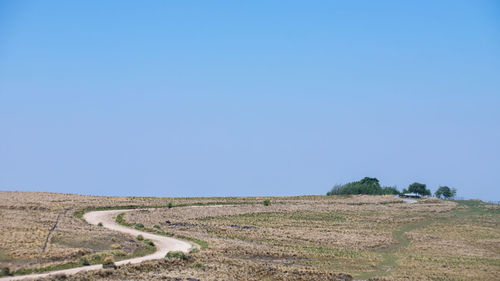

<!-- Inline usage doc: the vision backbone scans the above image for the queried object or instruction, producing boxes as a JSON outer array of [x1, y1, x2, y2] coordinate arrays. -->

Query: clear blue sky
[[1, 1, 499, 200]]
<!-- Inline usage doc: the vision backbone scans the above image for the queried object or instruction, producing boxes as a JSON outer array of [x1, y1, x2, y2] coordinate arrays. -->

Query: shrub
[[1, 266, 12, 276], [192, 262, 203, 268], [110, 243, 121, 250], [136, 234, 144, 241], [102, 257, 116, 269], [97, 222, 103, 227], [168, 202, 173, 208], [165, 251, 188, 260], [116, 213, 130, 226], [190, 248, 199, 254], [134, 223, 144, 229], [78, 257, 90, 266], [89, 252, 110, 262], [143, 239, 155, 246], [153, 224, 160, 229], [53, 273, 67, 279], [263, 200, 271, 206], [111, 250, 126, 257]]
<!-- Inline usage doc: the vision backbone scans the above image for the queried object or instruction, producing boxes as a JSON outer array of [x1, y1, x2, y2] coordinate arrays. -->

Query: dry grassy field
[[0, 191, 498, 280]]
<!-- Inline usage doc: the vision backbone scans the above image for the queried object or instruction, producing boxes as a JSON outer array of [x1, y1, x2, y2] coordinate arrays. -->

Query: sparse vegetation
[[136, 234, 144, 241], [130, 244, 156, 258], [0, 192, 157, 276], [116, 212, 207, 249], [263, 199, 271, 206], [1, 191, 498, 281], [154, 230, 174, 237], [12, 262, 82, 276]]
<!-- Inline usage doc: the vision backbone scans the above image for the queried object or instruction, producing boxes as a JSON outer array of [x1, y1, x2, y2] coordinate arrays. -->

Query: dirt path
[[1, 209, 193, 281]]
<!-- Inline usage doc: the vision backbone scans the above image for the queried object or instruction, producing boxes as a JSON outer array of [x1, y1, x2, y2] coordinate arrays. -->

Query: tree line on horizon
[[326, 177, 457, 199]]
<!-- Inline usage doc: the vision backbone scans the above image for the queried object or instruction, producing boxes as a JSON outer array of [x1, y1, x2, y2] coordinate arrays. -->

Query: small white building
[[401, 193, 422, 198]]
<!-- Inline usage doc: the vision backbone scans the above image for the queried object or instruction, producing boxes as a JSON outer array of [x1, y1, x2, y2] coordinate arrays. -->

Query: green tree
[[382, 186, 400, 195], [326, 184, 343, 196], [359, 177, 380, 186], [450, 187, 457, 198], [326, 177, 400, 195], [407, 182, 431, 196], [435, 186, 456, 199]]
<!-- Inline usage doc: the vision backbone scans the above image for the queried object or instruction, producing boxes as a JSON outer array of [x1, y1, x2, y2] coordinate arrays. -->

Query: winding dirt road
[[1, 209, 193, 281]]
